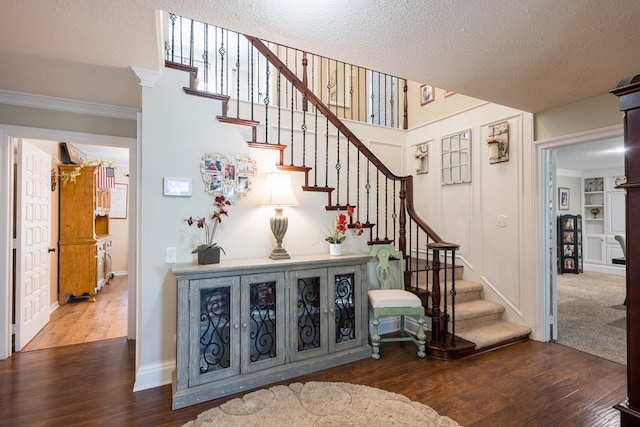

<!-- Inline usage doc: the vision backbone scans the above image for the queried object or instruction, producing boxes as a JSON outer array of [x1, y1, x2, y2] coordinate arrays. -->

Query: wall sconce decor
[[200, 153, 256, 203], [413, 143, 429, 174], [259, 172, 299, 260], [486, 121, 509, 164]]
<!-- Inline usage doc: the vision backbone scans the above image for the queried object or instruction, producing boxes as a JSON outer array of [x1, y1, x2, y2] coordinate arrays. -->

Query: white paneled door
[[15, 141, 51, 350]]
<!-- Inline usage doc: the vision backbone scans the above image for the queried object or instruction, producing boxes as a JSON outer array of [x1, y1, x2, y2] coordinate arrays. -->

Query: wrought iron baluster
[[290, 78, 294, 165]]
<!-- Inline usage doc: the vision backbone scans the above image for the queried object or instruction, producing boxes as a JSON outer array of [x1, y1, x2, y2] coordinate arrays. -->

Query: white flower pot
[[414, 158, 424, 171], [488, 143, 500, 162], [329, 243, 342, 256]]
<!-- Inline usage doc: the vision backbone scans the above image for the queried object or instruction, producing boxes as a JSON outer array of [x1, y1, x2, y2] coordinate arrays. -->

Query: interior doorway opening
[[0, 125, 137, 360], [540, 127, 626, 365]]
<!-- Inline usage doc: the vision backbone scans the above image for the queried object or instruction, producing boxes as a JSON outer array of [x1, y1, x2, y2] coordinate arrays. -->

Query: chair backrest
[[370, 244, 404, 290], [615, 235, 627, 258]]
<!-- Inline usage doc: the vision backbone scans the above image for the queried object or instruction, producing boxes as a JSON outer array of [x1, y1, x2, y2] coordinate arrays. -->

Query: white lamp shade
[[259, 172, 299, 207]]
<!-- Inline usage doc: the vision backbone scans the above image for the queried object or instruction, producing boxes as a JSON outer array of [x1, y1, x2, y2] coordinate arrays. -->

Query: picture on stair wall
[[200, 153, 256, 203]]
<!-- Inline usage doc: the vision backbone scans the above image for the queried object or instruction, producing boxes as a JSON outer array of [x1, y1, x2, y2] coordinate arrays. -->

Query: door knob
[[48, 247, 56, 253]]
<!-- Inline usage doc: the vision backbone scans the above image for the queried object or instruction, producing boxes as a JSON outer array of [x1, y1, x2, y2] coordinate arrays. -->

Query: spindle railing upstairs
[[165, 13, 407, 130], [165, 13, 463, 353]]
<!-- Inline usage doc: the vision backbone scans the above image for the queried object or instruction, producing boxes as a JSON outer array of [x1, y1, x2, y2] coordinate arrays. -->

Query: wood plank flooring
[[0, 338, 626, 426], [22, 275, 128, 352]]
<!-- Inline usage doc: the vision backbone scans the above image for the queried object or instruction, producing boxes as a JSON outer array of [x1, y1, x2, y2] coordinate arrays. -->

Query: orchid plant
[[185, 195, 231, 254], [325, 206, 364, 244]]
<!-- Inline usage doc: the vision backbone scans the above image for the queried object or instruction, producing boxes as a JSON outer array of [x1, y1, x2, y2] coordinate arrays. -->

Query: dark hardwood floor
[[0, 338, 626, 426]]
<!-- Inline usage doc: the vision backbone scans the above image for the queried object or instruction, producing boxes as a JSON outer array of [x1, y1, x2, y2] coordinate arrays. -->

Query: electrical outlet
[[165, 247, 177, 263]]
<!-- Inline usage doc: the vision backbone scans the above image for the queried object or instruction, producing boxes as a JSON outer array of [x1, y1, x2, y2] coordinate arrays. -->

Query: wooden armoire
[[58, 165, 112, 304], [611, 76, 640, 425]]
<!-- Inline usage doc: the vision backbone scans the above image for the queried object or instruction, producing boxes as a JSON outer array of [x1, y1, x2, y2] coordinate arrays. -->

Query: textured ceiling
[[1, 0, 640, 113]]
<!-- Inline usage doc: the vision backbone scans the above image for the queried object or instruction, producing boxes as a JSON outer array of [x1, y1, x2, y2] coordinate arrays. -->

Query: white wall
[[135, 67, 408, 389], [406, 104, 535, 329], [556, 171, 581, 216]]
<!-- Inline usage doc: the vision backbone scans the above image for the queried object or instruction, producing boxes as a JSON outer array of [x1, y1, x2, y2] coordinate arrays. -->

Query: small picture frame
[[443, 90, 455, 98], [420, 84, 434, 105], [558, 187, 570, 210]]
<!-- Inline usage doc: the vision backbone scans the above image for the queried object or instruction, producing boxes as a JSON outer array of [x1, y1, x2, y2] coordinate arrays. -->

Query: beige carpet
[[557, 271, 626, 365], [183, 382, 461, 427]]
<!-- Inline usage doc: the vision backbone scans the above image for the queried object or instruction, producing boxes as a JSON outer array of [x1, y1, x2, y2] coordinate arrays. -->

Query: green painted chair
[[368, 244, 426, 359]]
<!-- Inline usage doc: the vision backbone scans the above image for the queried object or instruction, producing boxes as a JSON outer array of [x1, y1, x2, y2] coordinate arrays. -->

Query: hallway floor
[[22, 274, 128, 352]]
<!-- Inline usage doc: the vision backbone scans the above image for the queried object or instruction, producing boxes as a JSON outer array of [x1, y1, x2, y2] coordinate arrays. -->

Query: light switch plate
[[165, 247, 177, 263]]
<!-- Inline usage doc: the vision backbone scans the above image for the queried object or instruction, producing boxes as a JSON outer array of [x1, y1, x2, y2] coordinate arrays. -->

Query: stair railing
[[165, 12, 460, 349], [165, 13, 407, 130]]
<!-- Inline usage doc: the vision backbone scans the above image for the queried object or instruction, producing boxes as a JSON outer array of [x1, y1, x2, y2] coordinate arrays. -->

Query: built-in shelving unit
[[581, 172, 625, 273]]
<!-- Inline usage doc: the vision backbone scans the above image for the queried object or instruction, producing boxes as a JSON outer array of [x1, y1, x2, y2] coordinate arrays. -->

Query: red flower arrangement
[[185, 195, 232, 254], [325, 206, 364, 244]]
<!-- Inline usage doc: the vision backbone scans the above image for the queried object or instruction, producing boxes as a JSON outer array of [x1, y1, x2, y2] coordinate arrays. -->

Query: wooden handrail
[[245, 35, 400, 181], [245, 34, 446, 246]]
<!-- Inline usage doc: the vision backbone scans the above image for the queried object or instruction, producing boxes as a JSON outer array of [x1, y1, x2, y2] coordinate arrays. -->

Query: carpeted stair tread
[[450, 299, 504, 321], [415, 278, 482, 293], [455, 320, 532, 349]]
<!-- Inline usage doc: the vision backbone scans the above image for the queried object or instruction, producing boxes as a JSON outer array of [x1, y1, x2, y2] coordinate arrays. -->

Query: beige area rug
[[557, 270, 626, 365], [183, 382, 461, 427]]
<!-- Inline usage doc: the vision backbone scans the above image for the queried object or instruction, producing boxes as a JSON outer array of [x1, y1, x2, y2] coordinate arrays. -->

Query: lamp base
[[269, 248, 291, 260]]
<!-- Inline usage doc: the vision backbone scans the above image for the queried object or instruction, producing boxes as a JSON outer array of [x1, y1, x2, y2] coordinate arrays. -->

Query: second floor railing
[[165, 13, 408, 129]]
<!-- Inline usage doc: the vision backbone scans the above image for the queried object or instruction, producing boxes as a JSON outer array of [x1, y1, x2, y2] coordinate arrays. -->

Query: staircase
[[163, 15, 531, 359], [410, 259, 531, 359]]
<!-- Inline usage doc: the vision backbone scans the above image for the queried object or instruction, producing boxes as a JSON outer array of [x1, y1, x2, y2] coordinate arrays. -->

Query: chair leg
[[371, 314, 381, 360], [416, 315, 426, 358]]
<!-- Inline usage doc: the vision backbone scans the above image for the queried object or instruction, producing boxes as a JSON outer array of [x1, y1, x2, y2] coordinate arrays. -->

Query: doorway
[[540, 126, 626, 364], [0, 125, 137, 359], [18, 139, 130, 352]]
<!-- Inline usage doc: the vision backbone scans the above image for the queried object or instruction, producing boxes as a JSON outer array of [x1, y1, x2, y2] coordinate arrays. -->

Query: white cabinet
[[582, 173, 625, 272], [172, 254, 370, 409], [584, 235, 605, 264]]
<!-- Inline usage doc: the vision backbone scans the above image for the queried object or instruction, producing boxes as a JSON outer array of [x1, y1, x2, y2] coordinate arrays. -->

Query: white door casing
[[15, 140, 51, 350]]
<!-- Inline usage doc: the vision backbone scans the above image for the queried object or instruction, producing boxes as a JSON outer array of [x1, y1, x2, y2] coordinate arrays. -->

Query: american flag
[[97, 166, 115, 188]]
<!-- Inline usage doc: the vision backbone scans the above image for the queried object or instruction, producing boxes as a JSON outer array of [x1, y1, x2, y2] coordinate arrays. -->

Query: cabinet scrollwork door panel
[[290, 268, 328, 362], [190, 277, 240, 386], [240, 272, 286, 374]]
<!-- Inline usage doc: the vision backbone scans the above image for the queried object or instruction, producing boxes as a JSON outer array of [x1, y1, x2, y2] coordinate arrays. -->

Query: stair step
[[445, 279, 483, 303], [183, 87, 229, 103], [216, 116, 260, 127], [455, 320, 532, 350], [451, 299, 505, 330], [410, 279, 481, 304], [248, 142, 287, 152]]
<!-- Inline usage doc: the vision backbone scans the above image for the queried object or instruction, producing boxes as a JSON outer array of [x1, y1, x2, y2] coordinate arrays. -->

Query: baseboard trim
[[133, 360, 175, 392]]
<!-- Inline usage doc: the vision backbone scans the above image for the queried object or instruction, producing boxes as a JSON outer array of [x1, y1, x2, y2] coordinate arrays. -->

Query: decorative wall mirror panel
[[441, 130, 471, 185]]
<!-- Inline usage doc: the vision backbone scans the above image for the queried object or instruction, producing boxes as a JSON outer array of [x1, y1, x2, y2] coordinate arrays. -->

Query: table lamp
[[259, 172, 299, 259]]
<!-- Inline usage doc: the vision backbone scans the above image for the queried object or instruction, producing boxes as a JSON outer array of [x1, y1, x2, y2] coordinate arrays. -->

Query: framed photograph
[[558, 187, 570, 210], [326, 63, 352, 108], [420, 84, 434, 105], [444, 90, 455, 98]]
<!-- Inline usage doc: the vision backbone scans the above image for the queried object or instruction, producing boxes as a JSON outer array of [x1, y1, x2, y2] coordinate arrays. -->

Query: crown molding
[[0, 89, 139, 120], [131, 66, 160, 88]]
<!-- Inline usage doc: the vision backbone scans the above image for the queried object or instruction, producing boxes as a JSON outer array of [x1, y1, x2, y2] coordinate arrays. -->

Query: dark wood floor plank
[[0, 339, 626, 426]]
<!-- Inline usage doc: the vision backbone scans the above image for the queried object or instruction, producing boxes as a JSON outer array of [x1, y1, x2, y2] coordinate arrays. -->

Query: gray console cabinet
[[172, 254, 371, 409]]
